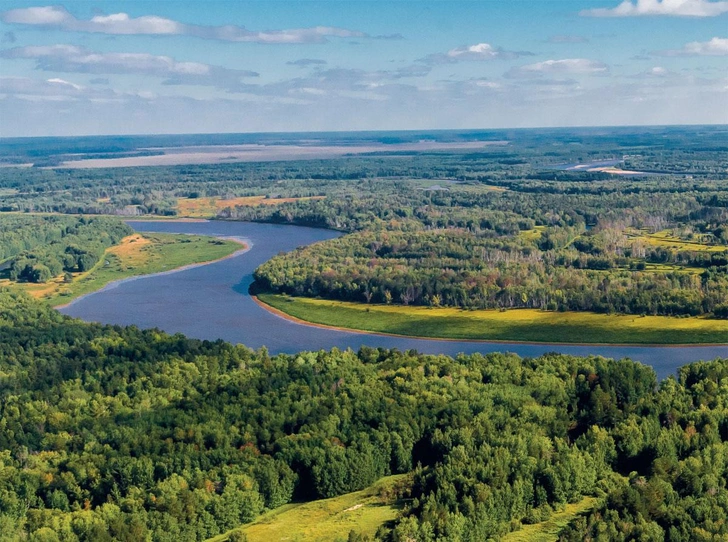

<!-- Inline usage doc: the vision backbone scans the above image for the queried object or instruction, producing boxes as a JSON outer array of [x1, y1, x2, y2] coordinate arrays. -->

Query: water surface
[[60, 220, 727, 380]]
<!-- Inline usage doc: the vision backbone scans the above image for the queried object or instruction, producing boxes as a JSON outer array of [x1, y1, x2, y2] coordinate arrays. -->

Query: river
[[60, 220, 727, 380]]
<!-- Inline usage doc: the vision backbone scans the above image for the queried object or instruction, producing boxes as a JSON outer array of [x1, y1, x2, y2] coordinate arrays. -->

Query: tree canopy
[[0, 292, 727, 540]]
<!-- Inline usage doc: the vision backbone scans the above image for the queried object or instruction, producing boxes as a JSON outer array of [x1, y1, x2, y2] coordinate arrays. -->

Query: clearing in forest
[[503, 497, 598, 542], [177, 195, 325, 218], [626, 229, 728, 253], [209, 475, 407, 542]]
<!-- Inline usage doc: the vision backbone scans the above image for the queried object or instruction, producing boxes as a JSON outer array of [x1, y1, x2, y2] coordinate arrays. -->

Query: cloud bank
[[660, 37, 728, 55], [0, 75, 150, 103], [1, 5, 368, 44], [507, 59, 609, 78], [3, 69, 726, 137], [582, 0, 728, 17], [1, 44, 259, 89]]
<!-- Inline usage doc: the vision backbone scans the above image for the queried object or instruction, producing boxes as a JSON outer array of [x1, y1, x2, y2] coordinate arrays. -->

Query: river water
[[59, 220, 727, 380]]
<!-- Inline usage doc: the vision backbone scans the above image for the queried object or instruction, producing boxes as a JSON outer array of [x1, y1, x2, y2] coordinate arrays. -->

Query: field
[[177, 195, 326, 218], [208, 475, 407, 542], [208, 476, 594, 542], [52, 141, 503, 168], [1, 233, 243, 307], [518, 225, 545, 242], [627, 229, 728, 253], [503, 498, 598, 542], [257, 294, 728, 345], [404, 179, 507, 192], [587, 166, 645, 175]]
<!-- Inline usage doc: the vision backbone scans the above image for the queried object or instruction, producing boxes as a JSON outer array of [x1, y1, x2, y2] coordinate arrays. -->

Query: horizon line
[[2, 122, 727, 141]]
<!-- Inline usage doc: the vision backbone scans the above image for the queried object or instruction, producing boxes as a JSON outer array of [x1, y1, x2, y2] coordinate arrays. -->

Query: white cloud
[[507, 59, 609, 78], [1, 44, 258, 89], [582, 0, 728, 17], [660, 37, 728, 55], [88, 12, 182, 34], [4, 6, 70, 25], [1, 42, 433, 101], [627, 66, 682, 79], [422, 43, 532, 64], [1, 5, 368, 44], [0, 75, 110, 101], [46, 77, 82, 90], [297, 87, 328, 96], [447, 43, 502, 60]]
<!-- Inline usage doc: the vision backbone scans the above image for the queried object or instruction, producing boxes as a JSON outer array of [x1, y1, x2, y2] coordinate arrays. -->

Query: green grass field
[[518, 225, 545, 243], [208, 475, 407, 542], [503, 498, 598, 542], [257, 294, 728, 345], [0, 233, 243, 307], [626, 229, 728, 253]]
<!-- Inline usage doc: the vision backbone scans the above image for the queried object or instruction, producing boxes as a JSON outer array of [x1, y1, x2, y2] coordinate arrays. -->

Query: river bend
[[60, 220, 728, 379]]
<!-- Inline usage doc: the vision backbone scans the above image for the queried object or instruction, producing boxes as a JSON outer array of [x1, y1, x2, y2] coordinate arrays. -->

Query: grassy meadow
[[209, 475, 596, 542], [1, 233, 242, 307], [177, 195, 326, 218], [626, 229, 728, 254], [503, 497, 597, 542], [257, 294, 728, 345], [209, 475, 407, 542]]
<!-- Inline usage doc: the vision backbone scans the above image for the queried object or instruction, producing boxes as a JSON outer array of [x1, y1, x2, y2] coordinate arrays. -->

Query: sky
[[0, 0, 726, 136]]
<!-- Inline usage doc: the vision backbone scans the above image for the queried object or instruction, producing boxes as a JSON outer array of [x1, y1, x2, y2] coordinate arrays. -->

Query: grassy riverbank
[[257, 294, 728, 345], [208, 475, 407, 542], [1, 233, 243, 307]]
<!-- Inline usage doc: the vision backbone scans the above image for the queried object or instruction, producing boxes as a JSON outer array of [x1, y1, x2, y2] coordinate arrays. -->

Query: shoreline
[[54, 236, 249, 310], [252, 295, 728, 348], [124, 217, 210, 223]]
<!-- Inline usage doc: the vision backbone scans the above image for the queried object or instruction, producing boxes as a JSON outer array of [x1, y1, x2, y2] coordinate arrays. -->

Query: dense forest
[[0, 291, 725, 541], [0, 215, 132, 284], [253, 228, 728, 316], [247, 175, 728, 316]]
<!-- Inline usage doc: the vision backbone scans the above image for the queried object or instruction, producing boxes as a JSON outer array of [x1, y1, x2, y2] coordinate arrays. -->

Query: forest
[[0, 291, 727, 541], [253, 228, 728, 317], [0, 215, 132, 284], [247, 176, 728, 317]]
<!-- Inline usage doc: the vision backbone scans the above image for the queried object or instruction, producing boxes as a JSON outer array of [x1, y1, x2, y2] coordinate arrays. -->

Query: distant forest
[[2, 127, 727, 317]]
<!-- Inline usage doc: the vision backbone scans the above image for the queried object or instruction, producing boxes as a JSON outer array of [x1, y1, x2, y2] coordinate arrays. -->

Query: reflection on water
[[60, 220, 728, 380]]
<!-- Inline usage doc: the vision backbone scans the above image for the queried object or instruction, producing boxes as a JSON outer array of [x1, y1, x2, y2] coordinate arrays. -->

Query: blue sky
[[0, 0, 726, 136]]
